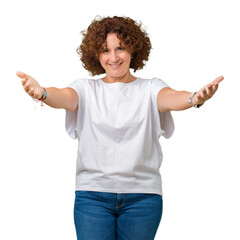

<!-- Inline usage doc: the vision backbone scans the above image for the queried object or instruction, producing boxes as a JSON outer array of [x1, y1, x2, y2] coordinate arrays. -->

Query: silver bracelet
[[188, 92, 204, 108]]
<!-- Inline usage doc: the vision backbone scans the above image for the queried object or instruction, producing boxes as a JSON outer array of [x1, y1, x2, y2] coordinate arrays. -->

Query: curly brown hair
[[77, 16, 152, 76]]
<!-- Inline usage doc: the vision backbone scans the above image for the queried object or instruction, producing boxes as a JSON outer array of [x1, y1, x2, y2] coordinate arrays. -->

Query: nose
[[109, 51, 119, 62]]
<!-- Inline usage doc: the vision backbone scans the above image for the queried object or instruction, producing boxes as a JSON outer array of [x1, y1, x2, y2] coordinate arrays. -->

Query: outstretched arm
[[16, 71, 78, 111], [157, 76, 224, 112]]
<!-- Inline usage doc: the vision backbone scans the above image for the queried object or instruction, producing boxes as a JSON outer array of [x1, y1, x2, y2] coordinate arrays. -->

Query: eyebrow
[[103, 45, 124, 50]]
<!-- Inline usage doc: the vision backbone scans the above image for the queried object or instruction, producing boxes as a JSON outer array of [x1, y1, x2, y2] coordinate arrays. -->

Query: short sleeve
[[150, 78, 175, 139], [65, 79, 86, 139]]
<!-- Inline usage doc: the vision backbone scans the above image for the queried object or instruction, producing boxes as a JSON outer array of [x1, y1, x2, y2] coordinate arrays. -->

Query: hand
[[16, 71, 44, 99], [193, 76, 224, 106]]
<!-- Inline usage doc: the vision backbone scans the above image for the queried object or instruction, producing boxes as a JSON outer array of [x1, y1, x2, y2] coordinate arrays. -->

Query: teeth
[[110, 63, 121, 69]]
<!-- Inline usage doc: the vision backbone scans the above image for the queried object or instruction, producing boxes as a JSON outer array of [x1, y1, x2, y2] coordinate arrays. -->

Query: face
[[99, 33, 132, 81]]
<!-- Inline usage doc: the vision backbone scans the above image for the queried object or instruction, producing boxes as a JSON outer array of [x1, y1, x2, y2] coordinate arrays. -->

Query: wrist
[[192, 93, 198, 105], [188, 92, 204, 108], [38, 87, 47, 101]]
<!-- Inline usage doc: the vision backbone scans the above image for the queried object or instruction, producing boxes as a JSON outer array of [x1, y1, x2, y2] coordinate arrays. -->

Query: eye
[[117, 46, 124, 51], [102, 48, 109, 53]]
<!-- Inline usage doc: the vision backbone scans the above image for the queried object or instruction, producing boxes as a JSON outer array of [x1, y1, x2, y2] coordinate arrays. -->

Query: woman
[[16, 16, 223, 240]]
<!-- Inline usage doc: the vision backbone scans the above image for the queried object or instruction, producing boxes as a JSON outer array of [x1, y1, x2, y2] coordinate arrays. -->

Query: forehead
[[104, 33, 122, 46]]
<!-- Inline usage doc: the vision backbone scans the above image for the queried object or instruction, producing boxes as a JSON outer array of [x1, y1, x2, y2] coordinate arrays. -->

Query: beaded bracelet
[[35, 87, 47, 107], [38, 87, 47, 101]]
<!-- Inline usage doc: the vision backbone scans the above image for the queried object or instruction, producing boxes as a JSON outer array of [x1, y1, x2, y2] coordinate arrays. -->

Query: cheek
[[125, 56, 132, 66], [99, 55, 106, 67], [124, 53, 132, 63]]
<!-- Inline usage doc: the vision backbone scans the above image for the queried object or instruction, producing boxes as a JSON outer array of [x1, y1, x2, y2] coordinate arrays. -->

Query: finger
[[205, 83, 214, 97], [23, 80, 32, 91], [23, 83, 30, 92], [193, 93, 204, 105], [32, 89, 37, 98], [201, 88, 208, 100], [33, 89, 41, 99], [212, 76, 224, 85], [27, 90, 34, 97], [28, 87, 34, 96], [212, 84, 219, 93], [25, 80, 31, 88], [22, 78, 27, 86]]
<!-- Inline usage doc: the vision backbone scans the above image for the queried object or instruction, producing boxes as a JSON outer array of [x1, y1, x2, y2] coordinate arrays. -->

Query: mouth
[[109, 62, 123, 69]]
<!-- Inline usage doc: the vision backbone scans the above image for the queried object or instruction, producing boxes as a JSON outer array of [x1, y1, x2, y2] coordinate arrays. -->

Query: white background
[[1, 0, 239, 239]]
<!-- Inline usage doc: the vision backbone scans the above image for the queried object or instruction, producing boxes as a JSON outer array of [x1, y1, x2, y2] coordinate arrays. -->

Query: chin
[[109, 73, 124, 78], [107, 71, 128, 78]]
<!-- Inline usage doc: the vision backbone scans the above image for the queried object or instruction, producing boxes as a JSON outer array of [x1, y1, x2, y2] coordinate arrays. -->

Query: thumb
[[16, 71, 27, 79]]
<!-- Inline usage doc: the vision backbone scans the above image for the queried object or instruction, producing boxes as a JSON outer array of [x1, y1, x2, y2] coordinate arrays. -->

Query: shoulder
[[150, 77, 168, 85], [69, 78, 92, 85], [137, 77, 169, 89], [68, 78, 100, 88], [138, 77, 167, 84]]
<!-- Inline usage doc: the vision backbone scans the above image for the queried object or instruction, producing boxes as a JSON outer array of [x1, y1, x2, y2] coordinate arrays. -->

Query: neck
[[102, 71, 136, 83]]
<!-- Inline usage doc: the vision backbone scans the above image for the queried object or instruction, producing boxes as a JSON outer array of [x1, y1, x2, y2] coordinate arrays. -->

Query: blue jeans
[[74, 191, 163, 240]]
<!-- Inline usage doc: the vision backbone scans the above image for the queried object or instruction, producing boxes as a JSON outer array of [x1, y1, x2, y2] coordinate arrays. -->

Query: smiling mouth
[[109, 62, 122, 69]]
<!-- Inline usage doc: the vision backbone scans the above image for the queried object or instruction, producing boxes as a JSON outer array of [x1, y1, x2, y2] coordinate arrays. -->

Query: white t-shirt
[[65, 77, 174, 196]]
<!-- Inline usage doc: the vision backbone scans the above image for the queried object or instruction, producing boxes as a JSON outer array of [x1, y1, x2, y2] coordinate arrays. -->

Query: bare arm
[[16, 71, 78, 111], [157, 76, 224, 112]]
